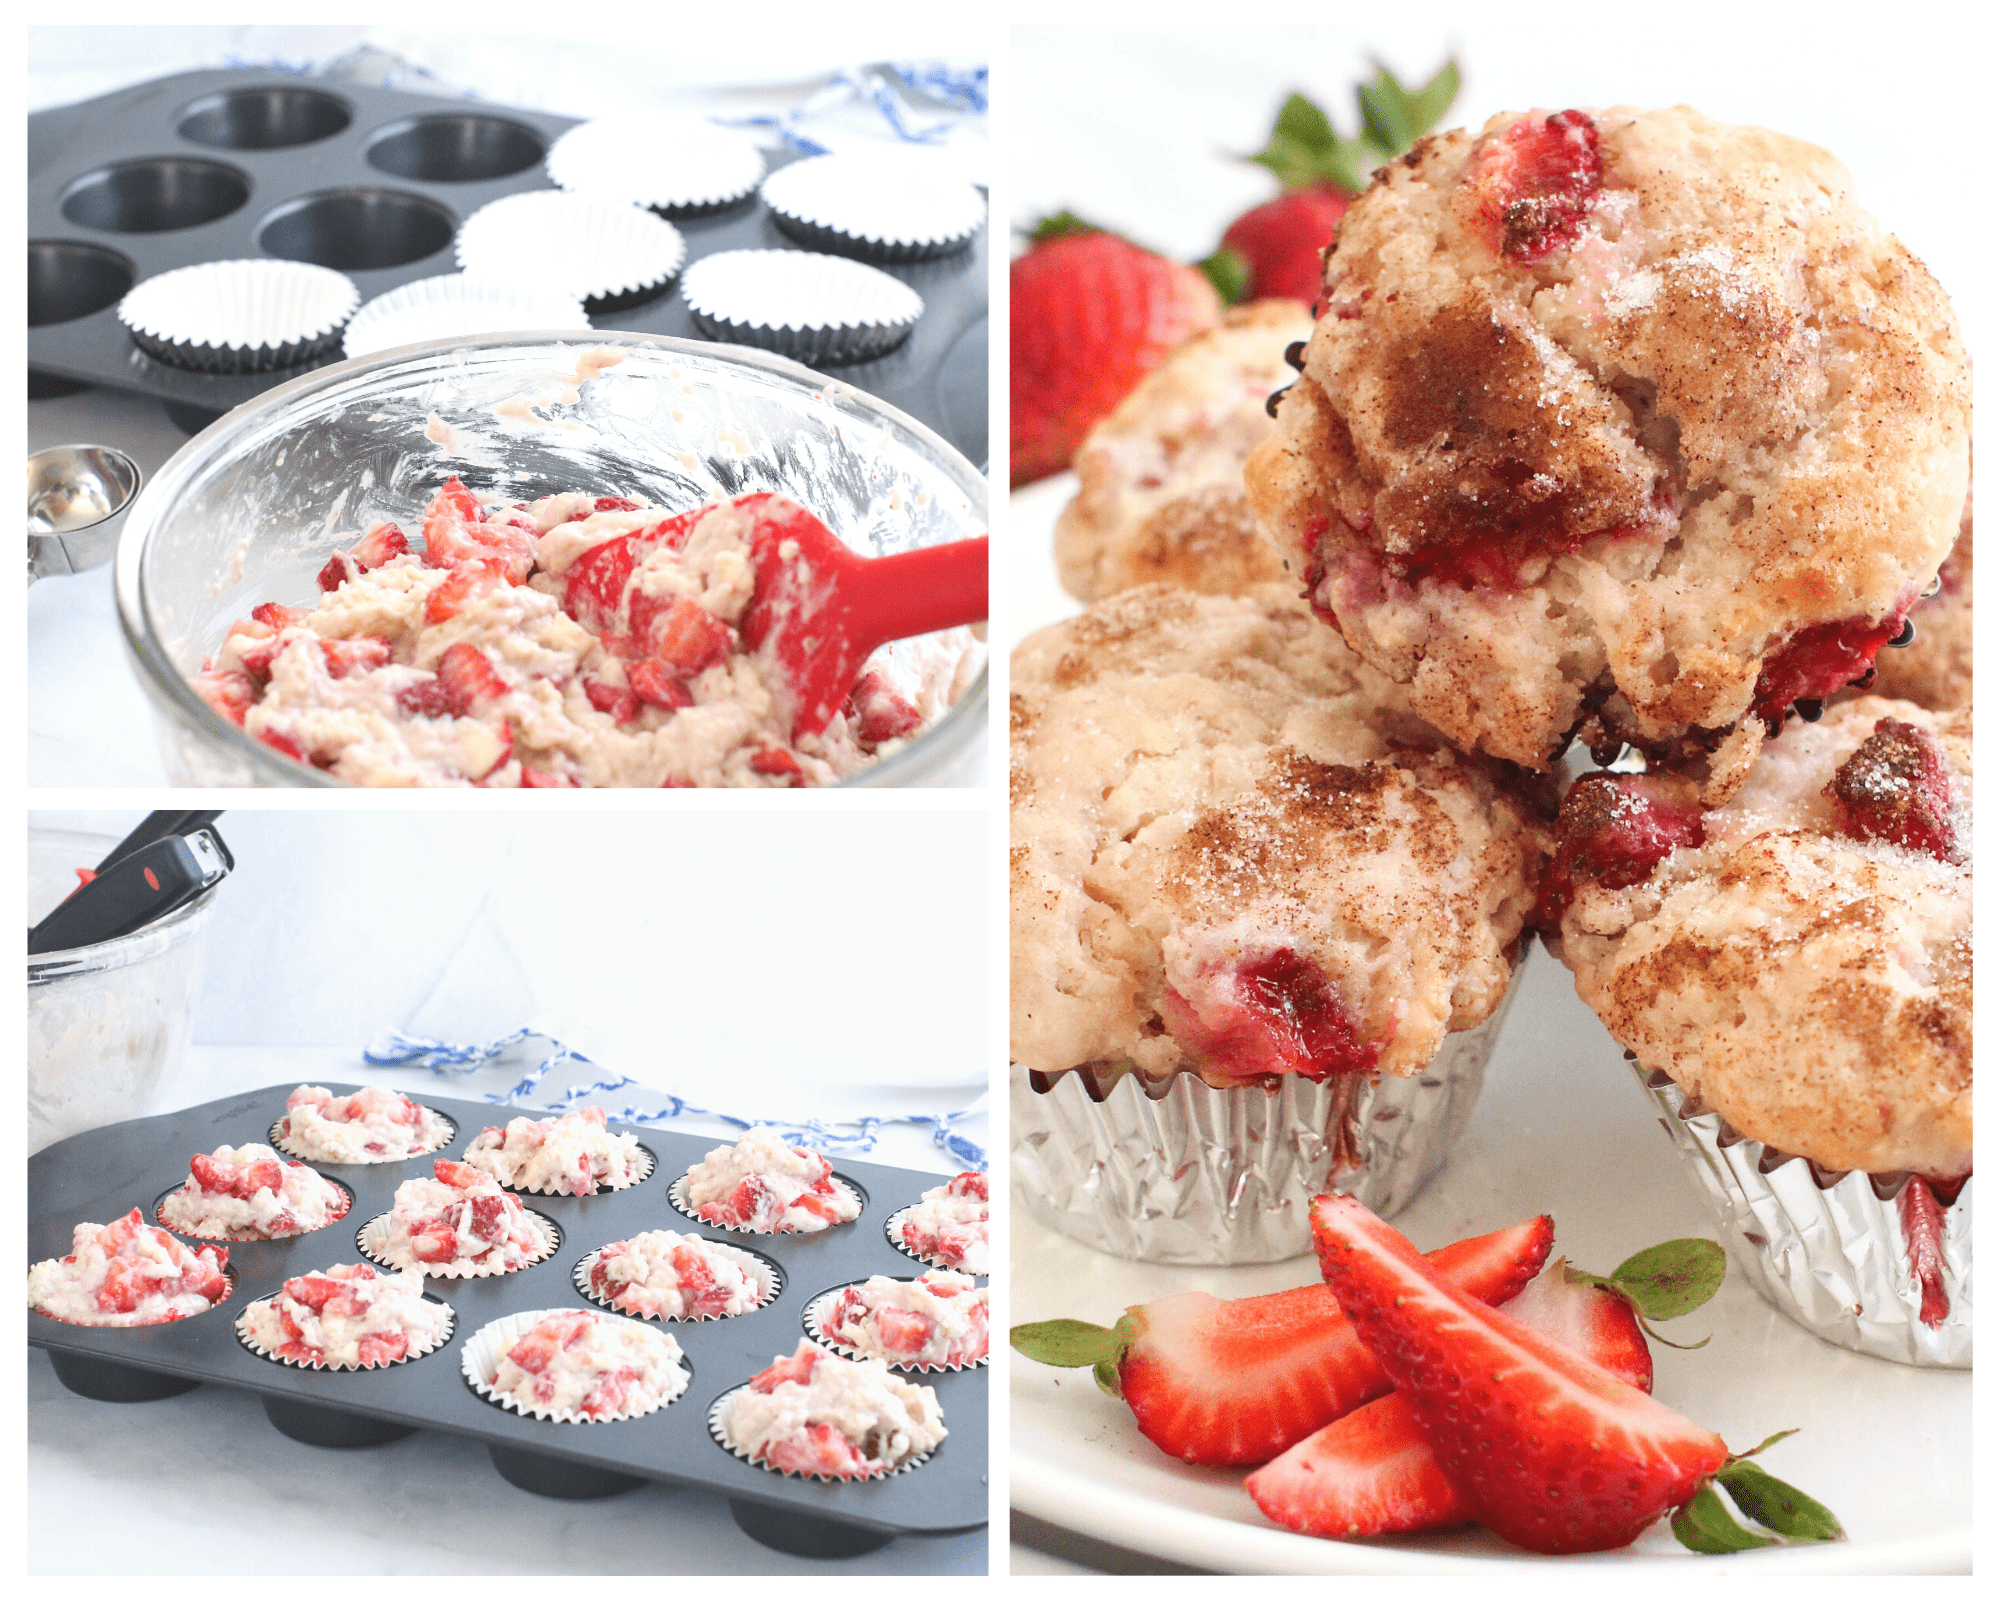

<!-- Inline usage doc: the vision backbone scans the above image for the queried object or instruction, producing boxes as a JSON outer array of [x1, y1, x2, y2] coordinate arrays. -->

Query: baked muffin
[[1870, 479, 1972, 712], [1054, 300, 1310, 601], [1011, 582, 1555, 1260], [1544, 697, 1971, 1364], [1247, 105, 1970, 799]]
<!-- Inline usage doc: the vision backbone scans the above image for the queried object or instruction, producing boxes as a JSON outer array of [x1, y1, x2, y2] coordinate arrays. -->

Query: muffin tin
[[27, 68, 988, 468], [27, 1084, 988, 1558]]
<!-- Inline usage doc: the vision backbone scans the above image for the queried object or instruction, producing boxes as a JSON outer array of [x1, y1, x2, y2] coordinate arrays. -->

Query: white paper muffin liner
[[680, 248, 922, 365], [1630, 1060, 1972, 1368], [234, 1279, 455, 1371], [462, 1308, 689, 1422], [269, 1106, 457, 1165], [155, 1174, 353, 1243], [667, 1171, 864, 1237], [572, 1233, 780, 1321], [760, 150, 985, 262], [456, 192, 686, 311], [803, 1281, 989, 1372], [706, 1385, 941, 1481], [1012, 961, 1523, 1265], [342, 275, 590, 360], [355, 1203, 560, 1279], [462, 1138, 655, 1198], [546, 113, 766, 215], [883, 1203, 988, 1277], [118, 259, 360, 372]]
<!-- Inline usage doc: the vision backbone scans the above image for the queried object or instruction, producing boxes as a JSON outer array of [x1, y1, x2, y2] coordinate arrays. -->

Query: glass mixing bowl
[[114, 331, 988, 786]]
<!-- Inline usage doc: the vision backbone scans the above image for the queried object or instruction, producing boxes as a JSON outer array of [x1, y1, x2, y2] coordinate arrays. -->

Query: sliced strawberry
[[1469, 110, 1603, 262], [423, 558, 510, 626], [1248, 1389, 1472, 1538], [848, 669, 922, 744], [628, 659, 693, 711], [1536, 771, 1705, 929], [1751, 613, 1903, 724], [1496, 1258, 1652, 1393], [321, 636, 393, 678], [1160, 947, 1376, 1084], [435, 640, 510, 709], [1824, 717, 1960, 863], [317, 520, 410, 591], [1015, 1217, 1552, 1467], [1310, 1194, 1727, 1554]]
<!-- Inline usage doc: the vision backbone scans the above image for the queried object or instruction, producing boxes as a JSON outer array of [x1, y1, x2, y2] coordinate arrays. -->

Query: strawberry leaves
[[1010, 1315, 1135, 1396], [1563, 1236, 1725, 1348], [1672, 1449, 1846, 1554], [1248, 61, 1460, 195]]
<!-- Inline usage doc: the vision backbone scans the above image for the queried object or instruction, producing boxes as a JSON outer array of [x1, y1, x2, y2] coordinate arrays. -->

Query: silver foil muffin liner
[[1012, 963, 1521, 1264], [1630, 1061, 1971, 1368]]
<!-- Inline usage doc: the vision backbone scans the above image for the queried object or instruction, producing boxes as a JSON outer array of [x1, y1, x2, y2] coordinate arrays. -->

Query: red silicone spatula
[[732, 492, 988, 739]]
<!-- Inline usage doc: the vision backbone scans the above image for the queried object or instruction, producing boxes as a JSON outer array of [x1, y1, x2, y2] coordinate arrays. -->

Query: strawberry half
[[1010, 226, 1220, 488], [1310, 1194, 1727, 1554], [1247, 1255, 1654, 1539], [1012, 1215, 1551, 1467], [1468, 110, 1603, 262]]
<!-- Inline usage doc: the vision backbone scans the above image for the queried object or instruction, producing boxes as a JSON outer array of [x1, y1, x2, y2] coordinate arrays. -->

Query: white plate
[[1006, 484, 1973, 1573]]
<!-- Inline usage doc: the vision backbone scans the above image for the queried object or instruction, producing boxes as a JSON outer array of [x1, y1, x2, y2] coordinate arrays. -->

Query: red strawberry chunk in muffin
[[1751, 611, 1906, 724], [1536, 772, 1705, 929], [1162, 947, 1377, 1084], [1824, 716, 1961, 863], [1469, 110, 1603, 262]]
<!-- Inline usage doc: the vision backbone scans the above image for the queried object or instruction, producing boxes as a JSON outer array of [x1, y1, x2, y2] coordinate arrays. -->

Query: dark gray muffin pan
[[27, 68, 988, 468], [27, 1083, 988, 1558]]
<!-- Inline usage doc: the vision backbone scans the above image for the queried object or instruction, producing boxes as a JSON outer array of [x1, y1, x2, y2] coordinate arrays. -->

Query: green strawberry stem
[[1198, 246, 1251, 304], [1564, 1236, 1726, 1346], [1246, 59, 1460, 195], [1672, 1438, 1845, 1554]]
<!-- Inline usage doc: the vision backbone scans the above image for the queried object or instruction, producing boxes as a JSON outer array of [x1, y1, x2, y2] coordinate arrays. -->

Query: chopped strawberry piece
[[1536, 771, 1705, 928], [435, 640, 510, 709], [1751, 613, 1903, 724], [520, 764, 579, 787], [318, 521, 410, 590], [464, 1192, 515, 1243], [1248, 1389, 1473, 1538], [749, 747, 805, 786], [647, 597, 735, 675], [1161, 947, 1376, 1084], [767, 1420, 868, 1477], [409, 1219, 459, 1263], [282, 1273, 342, 1311], [251, 602, 310, 630], [594, 496, 642, 512], [1470, 110, 1603, 262], [422, 559, 510, 626], [581, 673, 641, 722], [1309, 1194, 1727, 1554], [711, 1174, 773, 1227], [848, 669, 922, 744], [872, 1306, 938, 1357], [748, 1345, 820, 1394], [627, 659, 694, 711], [433, 1158, 483, 1190], [790, 1179, 849, 1224], [1824, 717, 1961, 864], [354, 1331, 409, 1367], [258, 726, 309, 763], [395, 678, 464, 720], [320, 636, 393, 678], [419, 477, 537, 581], [560, 507, 712, 635], [943, 1171, 987, 1202], [194, 667, 259, 726], [1899, 1177, 1953, 1327]]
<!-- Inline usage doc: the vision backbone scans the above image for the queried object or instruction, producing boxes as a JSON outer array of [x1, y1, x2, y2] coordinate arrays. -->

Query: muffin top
[[1246, 105, 1969, 796], [1011, 582, 1554, 1085], [1549, 696, 1971, 1178], [1055, 300, 1310, 602]]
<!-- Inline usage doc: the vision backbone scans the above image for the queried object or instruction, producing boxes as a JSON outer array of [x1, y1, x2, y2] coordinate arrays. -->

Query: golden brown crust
[[1246, 105, 1971, 780], [1054, 301, 1310, 601]]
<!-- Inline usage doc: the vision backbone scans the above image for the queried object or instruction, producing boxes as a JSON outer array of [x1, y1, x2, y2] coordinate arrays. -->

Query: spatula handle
[[846, 536, 989, 650]]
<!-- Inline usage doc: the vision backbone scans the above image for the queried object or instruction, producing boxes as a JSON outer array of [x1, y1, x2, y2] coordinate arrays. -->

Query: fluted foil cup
[[1012, 964, 1520, 1264], [1631, 1061, 1971, 1368]]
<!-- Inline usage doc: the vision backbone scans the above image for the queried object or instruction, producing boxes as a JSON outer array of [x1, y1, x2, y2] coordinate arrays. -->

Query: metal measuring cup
[[28, 444, 142, 582]]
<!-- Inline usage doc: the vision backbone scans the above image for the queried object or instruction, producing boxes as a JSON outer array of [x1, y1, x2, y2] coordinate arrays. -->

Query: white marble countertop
[[28, 1044, 989, 1576]]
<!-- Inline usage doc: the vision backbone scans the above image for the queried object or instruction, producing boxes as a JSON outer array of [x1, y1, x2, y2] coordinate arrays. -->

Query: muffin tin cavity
[[60, 158, 250, 234], [29, 1084, 985, 1555], [177, 86, 352, 151], [366, 113, 545, 183], [256, 187, 457, 272], [29, 240, 135, 325]]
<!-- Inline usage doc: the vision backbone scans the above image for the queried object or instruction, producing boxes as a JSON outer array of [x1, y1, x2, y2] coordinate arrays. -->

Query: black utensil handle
[[29, 832, 228, 954]]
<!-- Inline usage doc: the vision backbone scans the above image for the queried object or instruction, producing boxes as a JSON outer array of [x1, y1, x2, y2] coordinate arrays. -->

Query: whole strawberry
[[1009, 223, 1220, 488], [1202, 63, 1460, 307]]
